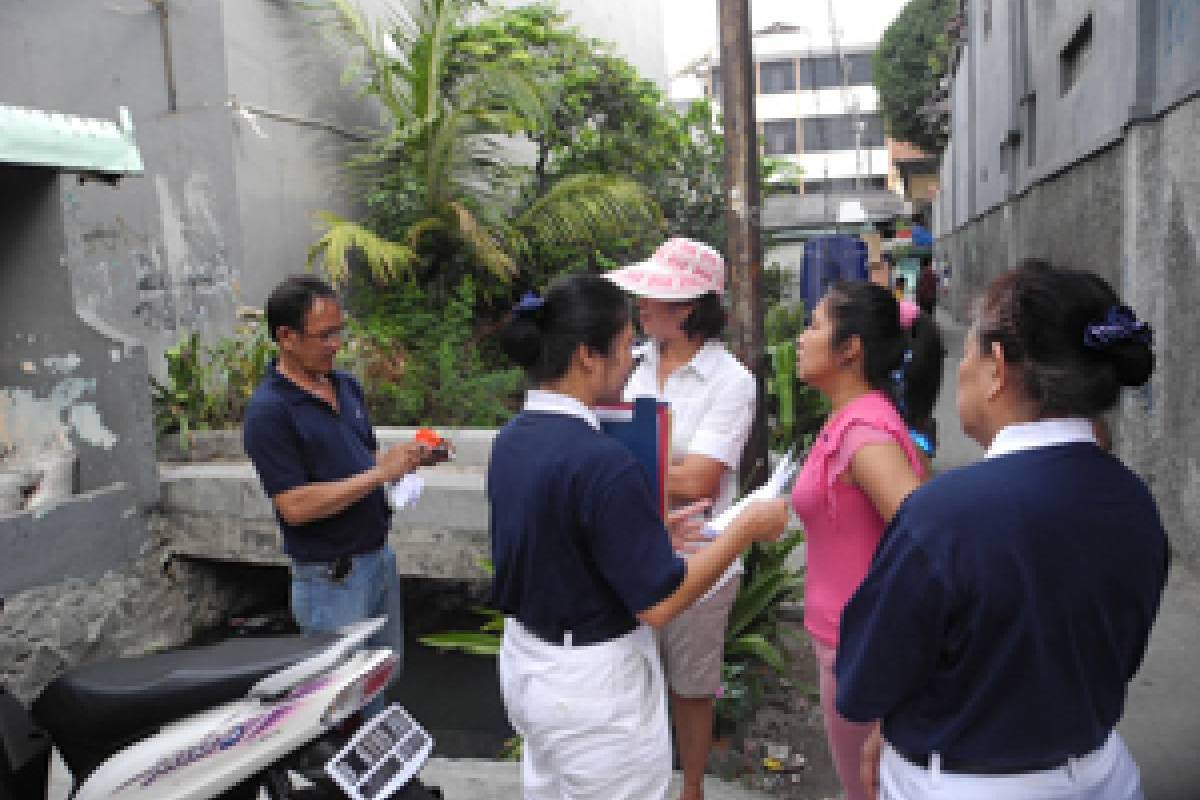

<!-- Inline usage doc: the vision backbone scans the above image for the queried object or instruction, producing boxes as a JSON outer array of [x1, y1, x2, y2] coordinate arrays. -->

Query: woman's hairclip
[[513, 291, 545, 316], [1083, 305, 1152, 349]]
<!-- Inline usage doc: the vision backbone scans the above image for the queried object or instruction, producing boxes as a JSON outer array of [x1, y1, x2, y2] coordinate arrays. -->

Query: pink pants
[[812, 637, 874, 800]]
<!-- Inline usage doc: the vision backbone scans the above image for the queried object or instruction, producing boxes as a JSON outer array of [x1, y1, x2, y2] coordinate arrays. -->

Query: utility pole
[[718, 0, 768, 488]]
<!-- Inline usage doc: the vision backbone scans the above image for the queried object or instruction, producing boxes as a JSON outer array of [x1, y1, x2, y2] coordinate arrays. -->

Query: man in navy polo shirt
[[244, 276, 427, 665]]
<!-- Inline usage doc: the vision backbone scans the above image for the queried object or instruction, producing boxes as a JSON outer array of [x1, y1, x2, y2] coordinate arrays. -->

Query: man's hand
[[861, 724, 882, 799], [376, 442, 429, 483]]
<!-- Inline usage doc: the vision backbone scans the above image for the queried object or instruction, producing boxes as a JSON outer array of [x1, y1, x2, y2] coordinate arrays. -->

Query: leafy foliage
[[765, 302, 830, 452], [873, 0, 957, 152], [150, 316, 276, 442], [341, 277, 524, 426], [716, 531, 805, 727], [305, 0, 664, 305]]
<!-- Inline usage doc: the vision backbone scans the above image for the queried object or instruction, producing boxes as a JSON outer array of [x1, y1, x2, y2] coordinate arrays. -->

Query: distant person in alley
[[243, 275, 427, 665], [837, 263, 1168, 800]]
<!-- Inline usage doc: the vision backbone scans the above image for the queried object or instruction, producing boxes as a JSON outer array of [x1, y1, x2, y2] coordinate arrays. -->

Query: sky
[[660, 0, 913, 74]]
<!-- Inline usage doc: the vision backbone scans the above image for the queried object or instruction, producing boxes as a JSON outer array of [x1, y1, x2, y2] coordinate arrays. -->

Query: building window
[[800, 56, 841, 90], [983, 0, 993, 39], [759, 59, 797, 94], [799, 53, 874, 89], [709, 67, 722, 102], [846, 53, 874, 85], [804, 176, 887, 193], [1060, 13, 1093, 95], [762, 119, 798, 155], [801, 114, 885, 152]]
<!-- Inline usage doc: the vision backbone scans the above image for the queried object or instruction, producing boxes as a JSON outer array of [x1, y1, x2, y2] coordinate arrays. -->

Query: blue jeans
[[291, 544, 405, 714]]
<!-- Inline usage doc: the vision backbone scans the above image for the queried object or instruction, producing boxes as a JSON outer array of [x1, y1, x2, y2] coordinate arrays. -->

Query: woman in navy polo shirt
[[836, 263, 1168, 799], [488, 273, 788, 800]]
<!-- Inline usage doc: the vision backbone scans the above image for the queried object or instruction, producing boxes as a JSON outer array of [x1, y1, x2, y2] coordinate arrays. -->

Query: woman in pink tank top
[[789, 282, 944, 800]]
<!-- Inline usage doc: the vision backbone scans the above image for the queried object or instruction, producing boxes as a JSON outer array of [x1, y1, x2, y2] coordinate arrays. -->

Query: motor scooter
[[0, 618, 441, 799]]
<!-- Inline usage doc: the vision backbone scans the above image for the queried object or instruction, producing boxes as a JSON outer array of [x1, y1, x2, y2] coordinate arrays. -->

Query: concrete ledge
[[159, 427, 498, 468], [0, 482, 144, 595], [159, 463, 490, 581]]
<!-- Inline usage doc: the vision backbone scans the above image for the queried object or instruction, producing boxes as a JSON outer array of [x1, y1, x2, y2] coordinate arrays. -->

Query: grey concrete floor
[[932, 309, 1200, 800], [419, 758, 776, 799]]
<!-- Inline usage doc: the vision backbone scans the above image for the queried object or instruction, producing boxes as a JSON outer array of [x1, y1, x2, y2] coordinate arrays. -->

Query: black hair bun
[[1106, 338, 1155, 388], [499, 315, 542, 369]]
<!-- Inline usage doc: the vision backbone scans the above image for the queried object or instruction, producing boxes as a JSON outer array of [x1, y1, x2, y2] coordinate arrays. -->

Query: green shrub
[[150, 315, 275, 441], [344, 277, 524, 427]]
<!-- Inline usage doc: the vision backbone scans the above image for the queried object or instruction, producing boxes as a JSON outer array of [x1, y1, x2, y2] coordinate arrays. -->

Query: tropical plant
[[304, 0, 663, 303], [149, 315, 277, 443], [874, 0, 957, 153], [716, 530, 805, 727], [342, 276, 524, 426], [765, 301, 829, 452]]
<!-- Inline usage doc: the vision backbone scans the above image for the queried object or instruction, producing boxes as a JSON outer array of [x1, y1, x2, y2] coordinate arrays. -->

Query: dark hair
[[499, 273, 631, 384], [681, 292, 727, 340], [975, 264, 1153, 416], [266, 275, 337, 342], [825, 281, 945, 428], [894, 275, 907, 289]]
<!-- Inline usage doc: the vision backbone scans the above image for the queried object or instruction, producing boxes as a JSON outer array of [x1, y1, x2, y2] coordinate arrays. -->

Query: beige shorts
[[657, 576, 740, 698]]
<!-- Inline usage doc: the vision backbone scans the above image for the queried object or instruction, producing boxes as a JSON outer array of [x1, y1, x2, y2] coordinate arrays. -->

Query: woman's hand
[[736, 497, 791, 543], [666, 499, 711, 552]]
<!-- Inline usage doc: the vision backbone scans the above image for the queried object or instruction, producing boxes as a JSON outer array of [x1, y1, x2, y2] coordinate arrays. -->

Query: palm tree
[[306, 0, 663, 293]]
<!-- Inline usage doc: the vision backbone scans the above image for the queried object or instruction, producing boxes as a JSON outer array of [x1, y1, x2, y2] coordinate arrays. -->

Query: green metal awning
[[0, 104, 143, 175]]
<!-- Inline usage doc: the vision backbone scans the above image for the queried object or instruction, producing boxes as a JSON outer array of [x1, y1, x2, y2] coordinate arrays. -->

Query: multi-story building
[[672, 22, 908, 238]]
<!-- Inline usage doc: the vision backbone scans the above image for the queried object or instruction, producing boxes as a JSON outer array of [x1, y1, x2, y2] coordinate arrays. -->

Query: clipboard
[[595, 396, 671, 519]]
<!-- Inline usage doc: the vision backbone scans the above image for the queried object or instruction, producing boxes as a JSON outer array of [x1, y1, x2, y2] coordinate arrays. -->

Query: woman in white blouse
[[605, 238, 756, 800]]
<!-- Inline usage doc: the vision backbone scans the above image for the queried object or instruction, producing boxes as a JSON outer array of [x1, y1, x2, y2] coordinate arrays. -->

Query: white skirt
[[499, 618, 671, 800], [880, 731, 1144, 800]]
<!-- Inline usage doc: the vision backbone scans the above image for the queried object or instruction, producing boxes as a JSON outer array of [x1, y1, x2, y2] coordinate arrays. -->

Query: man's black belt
[[893, 745, 1071, 776], [519, 616, 636, 647]]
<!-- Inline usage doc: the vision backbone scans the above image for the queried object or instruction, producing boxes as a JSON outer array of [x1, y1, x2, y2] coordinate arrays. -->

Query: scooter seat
[[32, 632, 340, 782]]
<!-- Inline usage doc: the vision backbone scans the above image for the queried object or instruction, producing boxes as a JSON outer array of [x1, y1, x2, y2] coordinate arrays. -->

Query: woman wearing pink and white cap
[[605, 238, 756, 800]]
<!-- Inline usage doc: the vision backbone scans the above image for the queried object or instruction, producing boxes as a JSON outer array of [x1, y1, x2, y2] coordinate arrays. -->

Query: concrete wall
[[0, 1, 387, 376], [0, 168, 158, 505], [0, 1, 243, 376], [935, 0, 1200, 568], [0, 168, 156, 597], [220, 0, 389, 306]]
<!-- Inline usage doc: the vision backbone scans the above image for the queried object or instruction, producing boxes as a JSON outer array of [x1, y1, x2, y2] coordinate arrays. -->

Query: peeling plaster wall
[[0, 0, 244, 376], [0, 167, 157, 507]]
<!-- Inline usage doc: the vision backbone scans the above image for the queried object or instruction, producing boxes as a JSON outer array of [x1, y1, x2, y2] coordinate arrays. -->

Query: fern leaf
[[308, 212, 417, 285]]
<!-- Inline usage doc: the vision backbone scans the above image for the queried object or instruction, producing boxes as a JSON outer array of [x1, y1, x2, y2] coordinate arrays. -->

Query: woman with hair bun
[[837, 263, 1168, 800], [489, 273, 789, 800]]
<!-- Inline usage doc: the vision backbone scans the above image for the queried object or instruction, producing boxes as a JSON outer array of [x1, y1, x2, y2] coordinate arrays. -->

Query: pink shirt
[[790, 390, 925, 647]]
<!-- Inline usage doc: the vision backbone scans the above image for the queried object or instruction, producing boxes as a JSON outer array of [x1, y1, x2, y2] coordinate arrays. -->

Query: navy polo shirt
[[836, 443, 1169, 770], [488, 411, 686, 640], [243, 361, 390, 563]]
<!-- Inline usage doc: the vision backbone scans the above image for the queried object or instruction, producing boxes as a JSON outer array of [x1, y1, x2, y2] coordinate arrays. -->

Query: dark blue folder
[[595, 396, 671, 519]]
